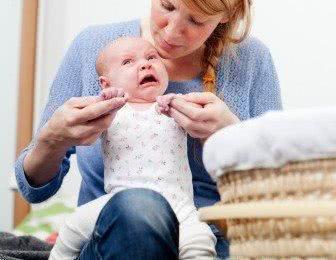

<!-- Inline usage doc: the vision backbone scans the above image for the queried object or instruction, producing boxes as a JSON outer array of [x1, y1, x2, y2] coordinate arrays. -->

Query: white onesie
[[49, 103, 216, 259]]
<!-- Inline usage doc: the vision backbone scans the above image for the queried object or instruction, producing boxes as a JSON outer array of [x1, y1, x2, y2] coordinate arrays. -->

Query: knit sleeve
[[249, 42, 282, 117], [14, 28, 88, 203]]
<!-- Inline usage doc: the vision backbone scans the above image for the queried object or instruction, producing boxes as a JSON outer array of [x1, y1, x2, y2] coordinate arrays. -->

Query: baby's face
[[99, 37, 169, 102]]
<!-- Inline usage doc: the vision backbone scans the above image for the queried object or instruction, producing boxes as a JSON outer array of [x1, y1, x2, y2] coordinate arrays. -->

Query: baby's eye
[[122, 59, 132, 65], [147, 55, 157, 60]]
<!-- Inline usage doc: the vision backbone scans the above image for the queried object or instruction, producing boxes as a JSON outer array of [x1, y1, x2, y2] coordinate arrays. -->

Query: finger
[[80, 132, 102, 146], [155, 104, 162, 114], [161, 93, 176, 105], [86, 112, 114, 130], [67, 96, 102, 109], [161, 110, 171, 117], [123, 92, 130, 100], [156, 96, 164, 106], [180, 92, 217, 105], [74, 112, 115, 140], [116, 88, 125, 97], [75, 97, 127, 123], [162, 93, 176, 102], [170, 98, 209, 122], [169, 107, 210, 134], [101, 88, 118, 100], [188, 129, 210, 139]]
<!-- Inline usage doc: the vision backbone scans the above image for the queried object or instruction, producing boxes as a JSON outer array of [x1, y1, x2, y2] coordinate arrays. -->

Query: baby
[[49, 37, 216, 259]]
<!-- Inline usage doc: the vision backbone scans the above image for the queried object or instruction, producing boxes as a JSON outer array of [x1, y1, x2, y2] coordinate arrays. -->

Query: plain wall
[[0, 0, 22, 231], [252, 0, 336, 109]]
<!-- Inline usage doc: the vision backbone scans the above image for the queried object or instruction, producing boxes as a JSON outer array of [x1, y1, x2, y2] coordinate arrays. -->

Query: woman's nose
[[164, 15, 184, 41]]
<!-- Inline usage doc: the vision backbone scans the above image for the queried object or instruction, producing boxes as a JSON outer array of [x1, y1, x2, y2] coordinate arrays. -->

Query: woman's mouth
[[157, 36, 181, 52]]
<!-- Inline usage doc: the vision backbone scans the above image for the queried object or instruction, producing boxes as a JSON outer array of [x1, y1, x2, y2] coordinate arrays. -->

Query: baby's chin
[[129, 85, 167, 102], [129, 91, 166, 103]]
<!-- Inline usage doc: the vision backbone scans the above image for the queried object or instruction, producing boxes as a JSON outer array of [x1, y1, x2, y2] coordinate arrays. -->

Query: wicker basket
[[201, 158, 336, 259]]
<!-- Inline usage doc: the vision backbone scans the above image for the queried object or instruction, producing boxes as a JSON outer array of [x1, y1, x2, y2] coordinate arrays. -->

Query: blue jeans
[[78, 188, 229, 259]]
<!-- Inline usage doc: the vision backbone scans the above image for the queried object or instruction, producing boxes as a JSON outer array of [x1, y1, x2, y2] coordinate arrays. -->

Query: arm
[[249, 44, 282, 117], [15, 29, 127, 203], [14, 30, 84, 203]]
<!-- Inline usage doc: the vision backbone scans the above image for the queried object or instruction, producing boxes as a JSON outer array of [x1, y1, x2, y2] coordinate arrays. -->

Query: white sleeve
[[49, 194, 113, 260]]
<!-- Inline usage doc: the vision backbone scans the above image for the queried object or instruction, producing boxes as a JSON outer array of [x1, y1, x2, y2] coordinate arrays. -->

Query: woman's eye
[[122, 59, 132, 65], [190, 17, 204, 26], [161, 1, 175, 11]]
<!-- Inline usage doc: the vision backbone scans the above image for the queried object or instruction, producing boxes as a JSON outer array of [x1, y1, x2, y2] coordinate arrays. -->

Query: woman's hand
[[168, 92, 240, 139], [24, 88, 128, 186], [38, 88, 128, 149]]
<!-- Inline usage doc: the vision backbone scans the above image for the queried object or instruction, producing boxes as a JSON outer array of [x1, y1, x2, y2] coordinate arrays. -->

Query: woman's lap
[[78, 188, 229, 259]]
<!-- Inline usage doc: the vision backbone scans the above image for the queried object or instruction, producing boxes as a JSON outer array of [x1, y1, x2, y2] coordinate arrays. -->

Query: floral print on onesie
[[101, 103, 195, 221]]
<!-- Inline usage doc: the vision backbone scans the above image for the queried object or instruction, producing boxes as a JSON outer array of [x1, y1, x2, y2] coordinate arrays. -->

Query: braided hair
[[182, 0, 252, 93]]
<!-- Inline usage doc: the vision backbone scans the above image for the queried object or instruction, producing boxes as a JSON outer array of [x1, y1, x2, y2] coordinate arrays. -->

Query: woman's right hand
[[24, 88, 127, 186], [38, 88, 128, 149]]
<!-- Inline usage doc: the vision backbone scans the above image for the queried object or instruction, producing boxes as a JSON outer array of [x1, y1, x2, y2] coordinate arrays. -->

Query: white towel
[[203, 107, 336, 180]]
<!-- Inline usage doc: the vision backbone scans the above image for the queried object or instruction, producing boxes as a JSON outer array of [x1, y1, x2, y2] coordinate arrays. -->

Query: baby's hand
[[156, 93, 178, 115], [100, 87, 128, 100], [99, 87, 129, 118]]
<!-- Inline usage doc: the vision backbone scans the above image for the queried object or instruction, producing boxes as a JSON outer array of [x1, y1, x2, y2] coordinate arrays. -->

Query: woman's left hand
[[168, 92, 240, 139]]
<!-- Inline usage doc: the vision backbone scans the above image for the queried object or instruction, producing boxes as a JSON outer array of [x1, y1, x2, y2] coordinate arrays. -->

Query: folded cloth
[[0, 232, 52, 260], [203, 107, 336, 180]]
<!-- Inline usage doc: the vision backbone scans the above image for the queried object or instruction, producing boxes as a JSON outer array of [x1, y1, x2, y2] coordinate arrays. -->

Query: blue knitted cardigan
[[15, 19, 282, 209]]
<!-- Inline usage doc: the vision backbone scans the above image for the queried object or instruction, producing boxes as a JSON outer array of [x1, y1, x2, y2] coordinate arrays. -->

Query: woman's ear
[[99, 76, 111, 89]]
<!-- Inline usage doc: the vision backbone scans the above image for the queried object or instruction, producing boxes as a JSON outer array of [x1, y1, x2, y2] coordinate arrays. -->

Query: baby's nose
[[140, 63, 152, 71]]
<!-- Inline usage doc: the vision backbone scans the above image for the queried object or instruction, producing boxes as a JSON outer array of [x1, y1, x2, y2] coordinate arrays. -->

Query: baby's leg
[[179, 211, 217, 260], [49, 194, 113, 260]]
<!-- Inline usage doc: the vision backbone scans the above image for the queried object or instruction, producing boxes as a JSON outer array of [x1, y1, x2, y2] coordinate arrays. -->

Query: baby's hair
[[182, 0, 252, 93], [96, 43, 114, 77]]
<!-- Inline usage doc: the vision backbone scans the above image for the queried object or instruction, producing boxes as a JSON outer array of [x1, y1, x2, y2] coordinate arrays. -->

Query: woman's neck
[[162, 48, 204, 81]]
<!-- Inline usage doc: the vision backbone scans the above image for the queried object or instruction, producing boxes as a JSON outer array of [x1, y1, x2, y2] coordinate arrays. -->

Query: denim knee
[[95, 188, 179, 238], [78, 189, 179, 259]]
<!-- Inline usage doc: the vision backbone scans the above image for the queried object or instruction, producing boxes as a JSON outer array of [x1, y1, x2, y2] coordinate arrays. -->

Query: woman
[[15, 0, 282, 258]]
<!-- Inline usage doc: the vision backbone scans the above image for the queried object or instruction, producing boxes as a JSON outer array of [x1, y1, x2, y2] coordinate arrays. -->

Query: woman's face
[[150, 0, 227, 59]]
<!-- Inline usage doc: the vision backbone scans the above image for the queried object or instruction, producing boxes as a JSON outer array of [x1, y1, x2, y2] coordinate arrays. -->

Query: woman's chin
[[156, 48, 173, 59], [154, 44, 183, 59], [157, 48, 184, 60]]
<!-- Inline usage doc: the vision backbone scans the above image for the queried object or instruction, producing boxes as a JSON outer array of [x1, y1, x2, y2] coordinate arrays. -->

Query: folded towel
[[203, 107, 336, 180]]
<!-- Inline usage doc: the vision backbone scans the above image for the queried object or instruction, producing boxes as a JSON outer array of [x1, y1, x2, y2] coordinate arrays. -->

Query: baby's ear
[[99, 76, 111, 89]]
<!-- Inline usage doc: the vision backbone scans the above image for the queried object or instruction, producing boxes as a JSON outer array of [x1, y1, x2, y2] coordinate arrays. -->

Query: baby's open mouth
[[139, 74, 159, 86]]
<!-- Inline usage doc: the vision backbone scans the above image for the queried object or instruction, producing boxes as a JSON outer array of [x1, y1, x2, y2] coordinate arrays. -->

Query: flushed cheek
[[187, 26, 216, 48], [151, 7, 165, 34], [114, 75, 138, 94]]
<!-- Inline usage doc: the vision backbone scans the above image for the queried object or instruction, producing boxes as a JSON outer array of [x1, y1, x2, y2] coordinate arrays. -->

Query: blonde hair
[[181, 0, 252, 93]]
